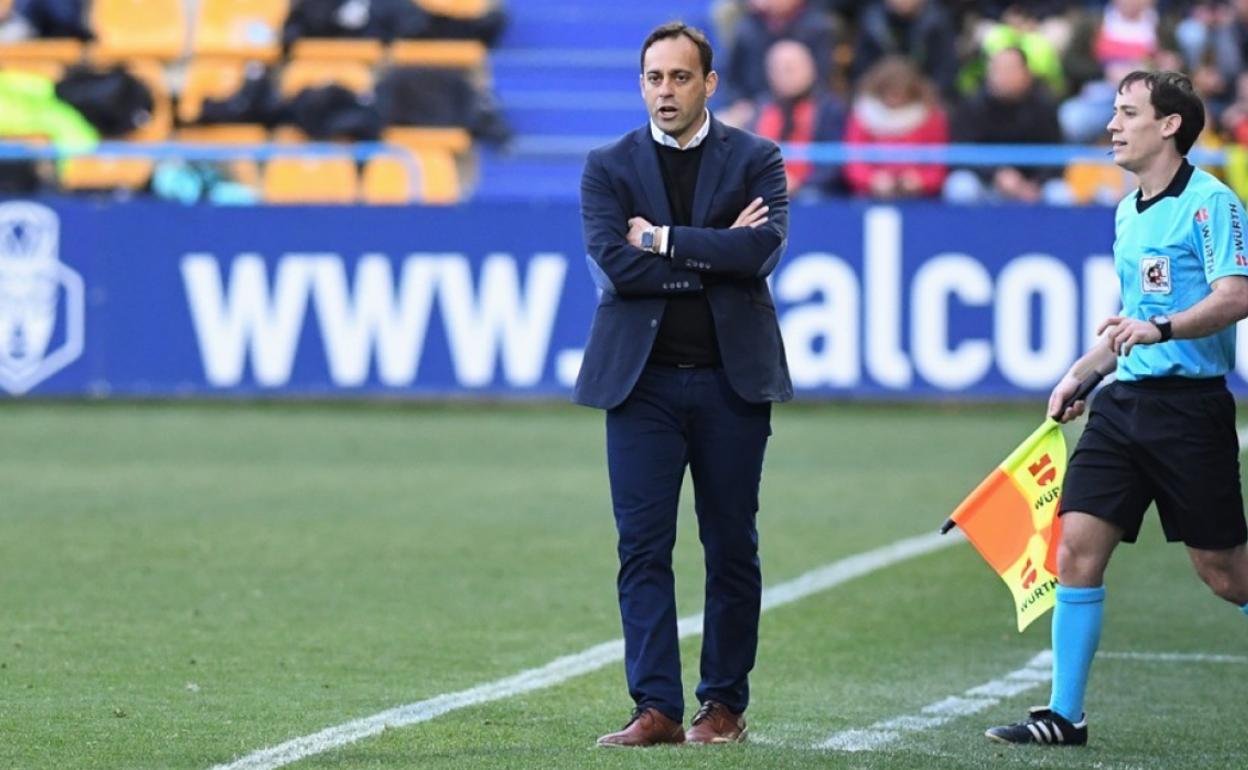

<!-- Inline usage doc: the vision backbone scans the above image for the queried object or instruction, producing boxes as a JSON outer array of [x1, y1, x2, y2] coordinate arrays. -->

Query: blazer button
[[650, 319, 658, 327]]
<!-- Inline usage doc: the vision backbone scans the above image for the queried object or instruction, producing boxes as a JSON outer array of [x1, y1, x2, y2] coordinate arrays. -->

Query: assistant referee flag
[[947, 419, 1066, 631]]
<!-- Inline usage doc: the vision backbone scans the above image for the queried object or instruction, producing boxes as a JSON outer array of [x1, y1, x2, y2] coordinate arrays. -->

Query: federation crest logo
[[1195, 207, 1209, 223], [0, 202, 84, 395], [1140, 256, 1171, 294]]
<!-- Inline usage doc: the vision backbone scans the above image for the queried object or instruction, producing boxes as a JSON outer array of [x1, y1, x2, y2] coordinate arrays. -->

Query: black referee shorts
[[1059, 376, 1247, 550]]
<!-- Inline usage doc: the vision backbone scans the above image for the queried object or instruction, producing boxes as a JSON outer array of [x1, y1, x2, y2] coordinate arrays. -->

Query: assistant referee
[[986, 71, 1248, 746]]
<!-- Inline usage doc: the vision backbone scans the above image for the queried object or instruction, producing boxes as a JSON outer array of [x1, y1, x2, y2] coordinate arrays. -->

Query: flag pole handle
[[1055, 371, 1104, 418], [940, 372, 1104, 536]]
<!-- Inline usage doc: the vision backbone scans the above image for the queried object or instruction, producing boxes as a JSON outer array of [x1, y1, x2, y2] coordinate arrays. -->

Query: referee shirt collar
[[1136, 159, 1194, 213], [650, 109, 711, 150]]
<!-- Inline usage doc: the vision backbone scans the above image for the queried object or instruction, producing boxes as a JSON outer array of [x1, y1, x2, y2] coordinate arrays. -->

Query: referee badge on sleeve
[[1141, 256, 1171, 294]]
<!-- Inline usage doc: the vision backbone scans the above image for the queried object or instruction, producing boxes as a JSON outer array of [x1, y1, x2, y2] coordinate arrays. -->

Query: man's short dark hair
[[640, 21, 713, 77], [1118, 71, 1206, 156]]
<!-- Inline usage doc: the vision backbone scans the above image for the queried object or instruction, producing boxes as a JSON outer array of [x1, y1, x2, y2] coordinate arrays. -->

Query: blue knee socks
[[1048, 585, 1106, 723]]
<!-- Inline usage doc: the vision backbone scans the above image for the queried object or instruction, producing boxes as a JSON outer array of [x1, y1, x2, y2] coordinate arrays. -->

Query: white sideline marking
[[213, 422, 1248, 769], [817, 649, 1247, 752], [211, 530, 959, 770], [818, 651, 1053, 752]]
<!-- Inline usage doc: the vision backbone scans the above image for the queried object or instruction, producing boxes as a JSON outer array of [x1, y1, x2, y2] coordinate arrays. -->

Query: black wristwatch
[[1149, 314, 1173, 342]]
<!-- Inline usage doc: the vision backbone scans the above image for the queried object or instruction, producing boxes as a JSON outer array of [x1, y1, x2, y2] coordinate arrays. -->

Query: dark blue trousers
[[605, 365, 771, 722]]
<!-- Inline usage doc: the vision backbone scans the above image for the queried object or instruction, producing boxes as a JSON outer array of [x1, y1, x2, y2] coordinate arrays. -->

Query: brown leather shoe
[[596, 707, 685, 748], [685, 701, 747, 744]]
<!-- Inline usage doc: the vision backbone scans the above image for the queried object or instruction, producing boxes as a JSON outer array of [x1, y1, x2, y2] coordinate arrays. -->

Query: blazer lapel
[[691, 117, 728, 227], [630, 127, 672, 225]]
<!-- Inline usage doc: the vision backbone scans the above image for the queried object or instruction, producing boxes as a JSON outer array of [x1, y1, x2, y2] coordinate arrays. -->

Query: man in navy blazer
[[576, 21, 791, 748]]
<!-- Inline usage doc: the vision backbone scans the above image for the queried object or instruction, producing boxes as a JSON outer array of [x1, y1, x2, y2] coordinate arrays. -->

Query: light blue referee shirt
[[1113, 160, 1248, 380]]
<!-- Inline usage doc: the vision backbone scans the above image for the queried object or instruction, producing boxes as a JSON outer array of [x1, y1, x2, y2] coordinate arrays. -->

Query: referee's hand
[[1048, 373, 1087, 423], [1098, 315, 1162, 356]]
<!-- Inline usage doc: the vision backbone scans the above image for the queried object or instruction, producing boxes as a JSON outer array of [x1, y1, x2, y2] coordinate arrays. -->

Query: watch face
[[641, 231, 654, 249]]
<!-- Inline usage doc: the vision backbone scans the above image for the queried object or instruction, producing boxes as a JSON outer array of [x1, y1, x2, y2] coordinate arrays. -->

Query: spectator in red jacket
[[843, 56, 948, 198], [751, 39, 846, 198]]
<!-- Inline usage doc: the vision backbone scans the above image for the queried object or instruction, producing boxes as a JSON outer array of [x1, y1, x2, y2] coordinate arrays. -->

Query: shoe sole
[[596, 737, 685, 748], [983, 729, 1086, 747], [687, 727, 748, 745]]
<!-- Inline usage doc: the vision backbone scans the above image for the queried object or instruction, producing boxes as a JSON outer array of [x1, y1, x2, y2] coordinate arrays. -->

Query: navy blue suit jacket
[[574, 116, 793, 409]]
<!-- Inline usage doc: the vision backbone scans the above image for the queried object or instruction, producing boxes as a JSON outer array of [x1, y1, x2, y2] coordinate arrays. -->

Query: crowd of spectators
[[0, 0, 506, 202], [717, 0, 1248, 204]]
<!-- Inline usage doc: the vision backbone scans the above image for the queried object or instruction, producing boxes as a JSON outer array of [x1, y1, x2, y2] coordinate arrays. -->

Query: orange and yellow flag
[[948, 419, 1066, 632]]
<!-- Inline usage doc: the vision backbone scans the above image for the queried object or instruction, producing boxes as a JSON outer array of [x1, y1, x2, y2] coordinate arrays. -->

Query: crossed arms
[[579, 144, 788, 297]]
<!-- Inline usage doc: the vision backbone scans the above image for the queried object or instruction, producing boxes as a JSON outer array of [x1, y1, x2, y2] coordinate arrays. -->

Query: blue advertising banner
[[2, 198, 1244, 399]]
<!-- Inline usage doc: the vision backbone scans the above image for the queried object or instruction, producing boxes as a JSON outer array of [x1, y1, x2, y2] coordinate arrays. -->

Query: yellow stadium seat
[[262, 154, 359, 203], [409, 146, 459, 203], [193, 0, 288, 62], [279, 59, 373, 98], [270, 125, 308, 144], [1064, 162, 1130, 205], [90, 0, 188, 61], [288, 39, 384, 64], [177, 124, 267, 144], [382, 126, 471, 154], [178, 58, 249, 124], [0, 39, 85, 64], [360, 154, 415, 204], [121, 59, 173, 142], [416, 0, 489, 18], [0, 59, 66, 81], [388, 40, 486, 69], [61, 157, 154, 190]]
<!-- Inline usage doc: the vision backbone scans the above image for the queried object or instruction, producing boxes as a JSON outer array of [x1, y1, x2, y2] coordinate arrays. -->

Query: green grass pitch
[[1, 401, 1244, 769]]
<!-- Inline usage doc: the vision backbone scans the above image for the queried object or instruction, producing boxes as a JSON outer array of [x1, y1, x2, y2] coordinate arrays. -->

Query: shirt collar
[[650, 109, 711, 150], [1136, 159, 1193, 213]]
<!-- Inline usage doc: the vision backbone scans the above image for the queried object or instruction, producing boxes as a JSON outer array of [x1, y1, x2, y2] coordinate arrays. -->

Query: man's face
[[765, 40, 815, 100], [1107, 80, 1179, 171], [641, 36, 717, 145], [986, 49, 1031, 101], [885, 0, 924, 17]]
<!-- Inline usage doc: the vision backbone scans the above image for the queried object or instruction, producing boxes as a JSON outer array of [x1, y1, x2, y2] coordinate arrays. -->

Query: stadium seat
[[176, 124, 268, 144], [0, 59, 66, 81], [0, 39, 85, 64], [361, 149, 461, 205], [416, 0, 490, 18], [61, 157, 154, 191], [90, 0, 188, 61], [288, 39, 384, 64], [193, 0, 288, 62], [388, 40, 486, 69], [381, 126, 472, 155], [409, 146, 459, 203], [262, 154, 359, 203], [120, 59, 173, 142], [360, 154, 416, 204], [178, 58, 249, 124], [1064, 162, 1130, 205], [60, 59, 172, 192], [279, 59, 373, 98]]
